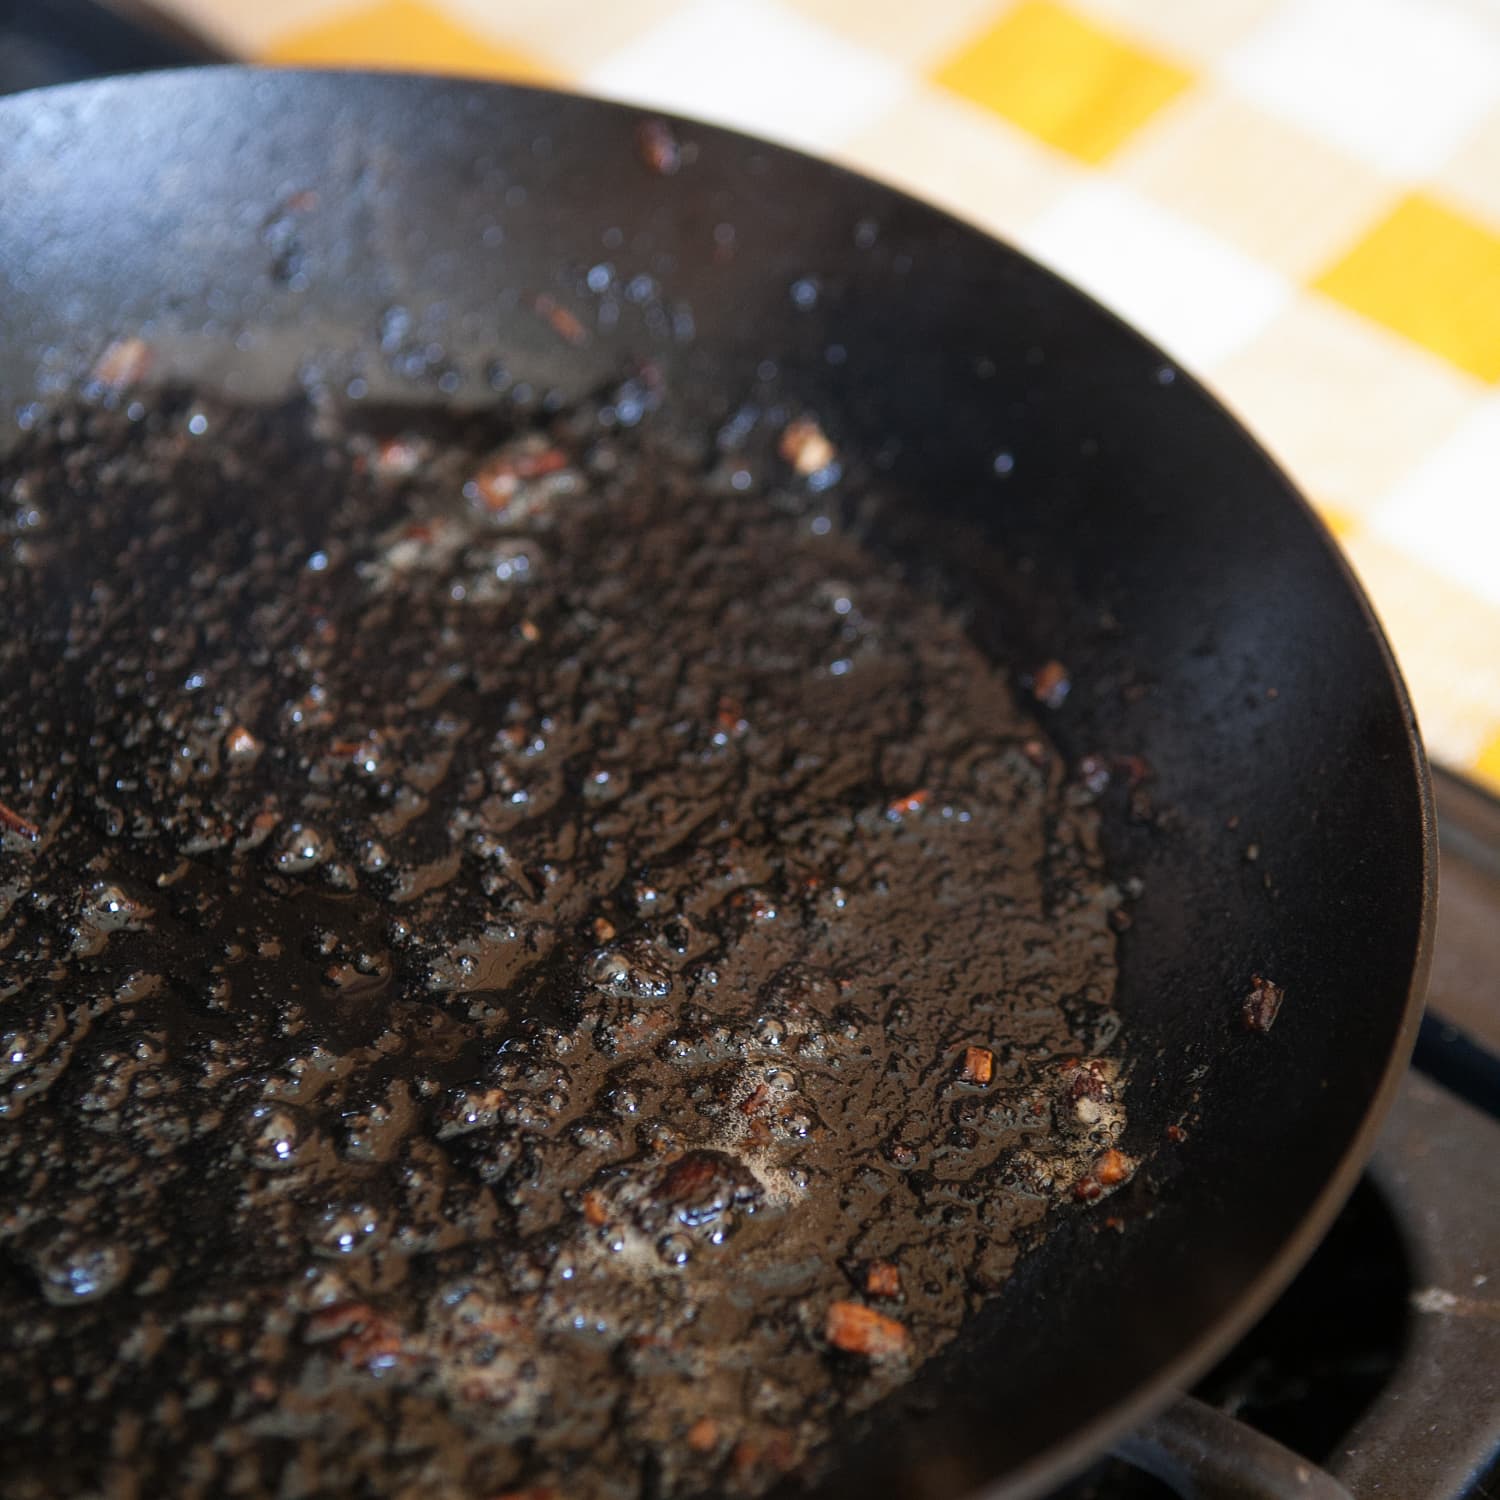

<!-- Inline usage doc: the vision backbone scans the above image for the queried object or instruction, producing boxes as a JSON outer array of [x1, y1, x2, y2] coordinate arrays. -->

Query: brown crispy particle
[[1074, 1147, 1135, 1203], [533, 294, 589, 348], [472, 445, 569, 511], [865, 1260, 902, 1299], [716, 697, 748, 737], [958, 1045, 994, 1086], [738, 1082, 770, 1117], [1243, 974, 1284, 1034], [1032, 659, 1071, 709], [581, 1190, 608, 1228], [885, 788, 930, 819], [337, 1318, 408, 1373], [778, 417, 836, 476], [224, 726, 261, 761], [1166, 1123, 1187, 1143], [374, 437, 423, 477], [732, 1434, 798, 1481], [304, 1302, 373, 1342], [242, 808, 280, 847], [0, 799, 40, 842], [824, 1300, 910, 1359], [685, 1417, 720, 1453], [636, 118, 682, 176], [90, 337, 153, 390]]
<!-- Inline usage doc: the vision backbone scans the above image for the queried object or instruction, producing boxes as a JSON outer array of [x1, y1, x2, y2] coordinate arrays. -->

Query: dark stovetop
[[0, 0, 221, 94], [2, 8, 1497, 1498]]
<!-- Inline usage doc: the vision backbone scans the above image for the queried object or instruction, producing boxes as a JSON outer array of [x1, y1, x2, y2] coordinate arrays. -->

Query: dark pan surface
[[0, 69, 1435, 1498]]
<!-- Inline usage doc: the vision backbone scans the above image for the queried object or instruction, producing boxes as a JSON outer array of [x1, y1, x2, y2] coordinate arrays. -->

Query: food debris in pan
[[1243, 973, 1285, 1033], [0, 383, 1129, 1499], [777, 415, 837, 476], [636, 117, 683, 176]]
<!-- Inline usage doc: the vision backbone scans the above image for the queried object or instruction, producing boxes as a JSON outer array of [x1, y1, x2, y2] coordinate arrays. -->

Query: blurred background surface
[[27, 0, 1500, 792]]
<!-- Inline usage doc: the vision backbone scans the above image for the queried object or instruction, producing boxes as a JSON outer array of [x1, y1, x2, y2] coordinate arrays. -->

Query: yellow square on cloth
[[933, 0, 1193, 164], [1316, 192, 1500, 385], [265, 0, 554, 83]]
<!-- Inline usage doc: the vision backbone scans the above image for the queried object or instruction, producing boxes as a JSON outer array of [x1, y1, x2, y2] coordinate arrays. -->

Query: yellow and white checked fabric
[[155, 0, 1500, 791]]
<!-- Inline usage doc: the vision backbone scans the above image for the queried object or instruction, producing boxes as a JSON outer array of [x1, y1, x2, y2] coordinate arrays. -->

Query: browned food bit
[[738, 1081, 770, 1116], [223, 725, 261, 762], [684, 1417, 720, 1453], [373, 436, 423, 477], [824, 1300, 910, 1359], [1032, 659, 1071, 708], [1166, 1123, 1188, 1143], [958, 1045, 994, 1085], [715, 696, 749, 738], [885, 788, 930, 819], [303, 1302, 416, 1374], [471, 445, 570, 511], [303, 1302, 377, 1343], [778, 417, 836, 476], [636, 117, 682, 176], [1243, 973, 1284, 1033], [1073, 1147, 1136, 1202], [238, 807, 280, 850], [338, 1318, 417, 1375], [650, 1149, 761, 1230], [0, 798, 40, 842], [730, 1434, 796, 1480], [581, 1190, 608, 1228], [90, 337, 152, 390], [533, 293, 589, 347], [864, 1260, 902, 1299]]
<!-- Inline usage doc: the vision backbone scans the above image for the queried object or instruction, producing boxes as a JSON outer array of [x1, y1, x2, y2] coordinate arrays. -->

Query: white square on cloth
[[1372, 397, 1500, 610], [1226, 0, 1500, 177], [1018, 179, 1292, 372], [584, 0, 908, 156]]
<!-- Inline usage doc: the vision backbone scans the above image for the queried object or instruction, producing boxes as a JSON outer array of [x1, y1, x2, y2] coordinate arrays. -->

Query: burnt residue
[[0, 384, 1124, 1498]]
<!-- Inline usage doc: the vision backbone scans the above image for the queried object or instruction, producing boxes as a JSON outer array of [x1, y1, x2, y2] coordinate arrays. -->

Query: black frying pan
[[0, 69, 1434, 1499]]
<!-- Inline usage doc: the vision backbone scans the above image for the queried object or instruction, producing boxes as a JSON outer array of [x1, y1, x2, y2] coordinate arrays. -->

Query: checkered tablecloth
[[154, 0, 1500, 791]]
